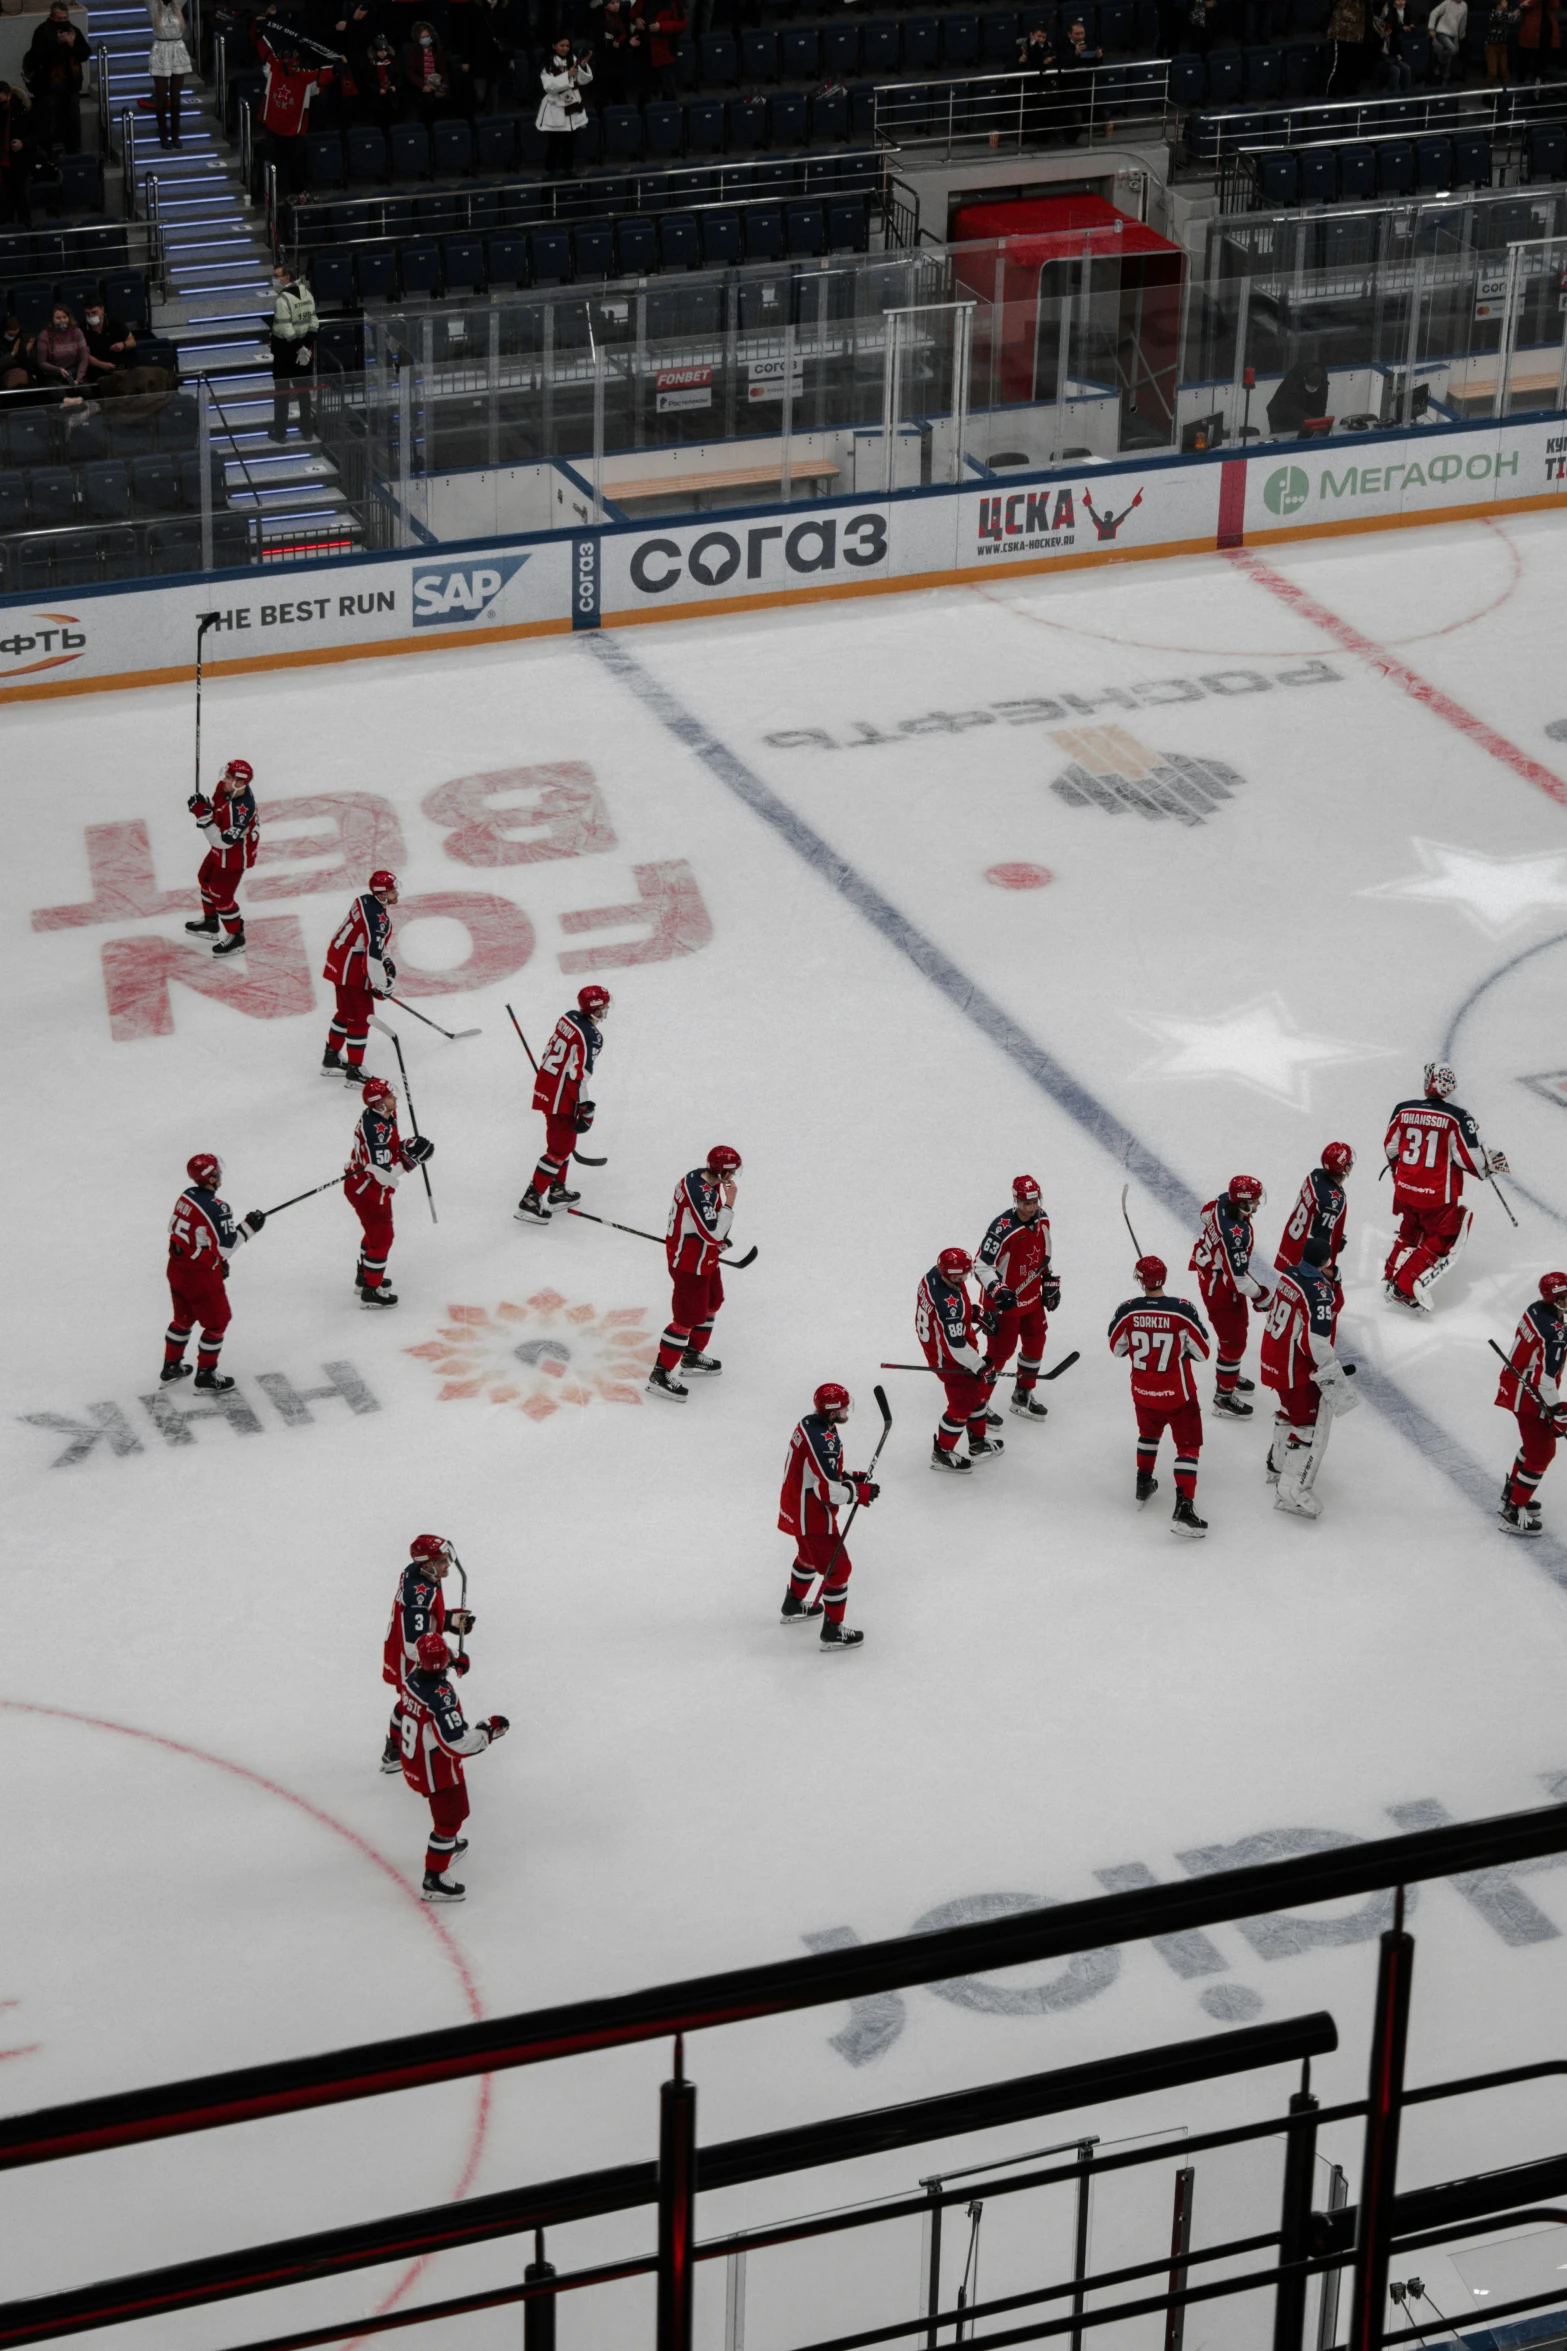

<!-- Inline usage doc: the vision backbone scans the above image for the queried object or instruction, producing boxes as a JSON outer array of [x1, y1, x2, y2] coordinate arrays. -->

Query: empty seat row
[[307, 197, 871, 302], [0, 451, 225, 530], [1249, 127, 1494, 200], [0, 514, 254, 591], [39, 155, 107, 216], [2, 272, 152, 338], [0, 226, 133, 278], [1, 392, 199, 470]]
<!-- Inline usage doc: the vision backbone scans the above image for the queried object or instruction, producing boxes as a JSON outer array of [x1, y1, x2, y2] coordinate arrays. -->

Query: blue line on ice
[[590, 632, 1567, 1593]]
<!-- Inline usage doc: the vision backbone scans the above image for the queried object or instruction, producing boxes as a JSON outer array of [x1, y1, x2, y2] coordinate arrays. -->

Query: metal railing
[[1194, 75, 1567, 169], [873, 59, 1173, 158], [1209, 175, 1567, 274], [4, 1802, 1567, 2351]]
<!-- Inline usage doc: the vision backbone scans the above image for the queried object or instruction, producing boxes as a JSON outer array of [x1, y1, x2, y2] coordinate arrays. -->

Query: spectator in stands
[[1372, 0, 1413, 81], [1059, 15, 1103, 140], [147, 0, 193, 147], [1267, 352, 1331, 435], [1518, 0, 1558, 72], [81, 296, 136, 387], [536, 35, 591, 173], [31, 300, 90, 388], [401, 18, 453, 113], [356, 28, 403, 120], [597, 0, 647, 102], [1428, 0, 1467, 71], [23, 2, 91, 155], [1015, 25, 1061, 141], [0, 82, 35, 227], [646, 0, 685, 94], [1326, 0, 1368, 84], [268, 258, 318, 441], [445, 0, 514, 110], [1, 306, 29, 391], [1485, 0, 1521, 73]]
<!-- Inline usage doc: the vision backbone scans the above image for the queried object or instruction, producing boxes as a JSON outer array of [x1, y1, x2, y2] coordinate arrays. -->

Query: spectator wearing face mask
[[268, 259, 318, 441], [81, 297, 136, 387], [32, 300, 90, 388], [23, 2, 91, 153], [356, 27, 401, 120], [400, 19, 451, 116]]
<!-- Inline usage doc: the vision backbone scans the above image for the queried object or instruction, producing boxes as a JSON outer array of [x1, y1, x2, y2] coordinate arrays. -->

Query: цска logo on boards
[[411, 553, 530, 626]]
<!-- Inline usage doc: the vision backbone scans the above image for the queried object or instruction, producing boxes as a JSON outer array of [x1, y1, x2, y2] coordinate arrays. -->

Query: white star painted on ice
[[1129, 995, 1390, 1111], [1361, 840, 1567, 937]]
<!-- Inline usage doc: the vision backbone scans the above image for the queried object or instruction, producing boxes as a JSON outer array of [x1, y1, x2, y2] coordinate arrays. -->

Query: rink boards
[[2, 407, 1565, 702]]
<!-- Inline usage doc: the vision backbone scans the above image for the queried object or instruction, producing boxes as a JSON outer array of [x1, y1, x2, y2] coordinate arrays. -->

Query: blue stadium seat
[[728, 93, 769, 145], [1377, 136, 1415, 192], [1526, 121, 1566, 178], [474, 114, 518, 171], [1168, 52, 1205, 100], [157, 390, 199, 451], [862, 17, 903, 69], [99, 525, 144, 579], [659, 213, 702, 267], [529, 227, 572, 282], [0, 470, 23, 533], [1452, 128, 1490, 184], [699, 30, 738, 79], [174, 449, 217, 508], [612, 216, 655, 273], [28, 465, 75, 524], [129, 454, 180, 513], [1098, 0, 1132, 43], [443, 236, 486, 291], [784, 198, 824, 253], [50, 528, 100, 584], [354, 246, 399, 301], [943, 12, 981, 61], [1281, 39, 1319, 89], [812, 88, 849, 140], [770, 90, 808, 142], [901, 13, 940, 66], [399, 240, 443, 296], [1337, 140, 1375, 196], [850, 81, 878, 136], [686, 96, 726, 149], [1415, 131, 1453, 186], [602, 104, 644, 159], [389, 124, 430, 179], [645, 99, 685, 154], [1258, 147, 1298, 199], [63, 407, 109, 463], [98, 271, 148, 331], [486, 230, 529, 284], [433, 118, 474, 175], [700, 206, 744, 264], [744, 202, 786, 258], [346, 125, 387, 184], [825, 194, 869, 249], [1245, 42, 1283, 92], [58, 152, 103, 210], [823, 22, 861, 72], [1205, 46, 1243, 98], [310, 247, 356, 304], [4, 413, 52, 469], [572, 222, 614, 275], [1298, 143, 1337, 198], [781, 25, 820, 75], [303, 132, 343, 188], [740, 28, 779, 78]]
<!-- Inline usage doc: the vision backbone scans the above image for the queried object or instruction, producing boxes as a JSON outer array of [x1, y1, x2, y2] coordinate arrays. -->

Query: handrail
[[119, 105, 135, 218], [93, 40, 110, 163]]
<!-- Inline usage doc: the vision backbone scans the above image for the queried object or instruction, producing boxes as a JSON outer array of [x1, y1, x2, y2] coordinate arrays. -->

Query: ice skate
[[1170, 1495, 1208, 1538], [421, 1872, 465, 1904], [1135, 1472, 1158, 1505], [193, 1368, 234, 1392], [379, 1738, 401, 1775], [1499, 1501, 1543, 1537], [819, 1621, 864, 1649], [1213, 1391, 1254, 1420], [1382, 1281, 1421, 1311], [781, 1590, 824, 1623], [514, 1187, 551, 1223], [984, 1403, 1004, 1427], [360, 1286, 399, 1309], [968, 1435, 1006, 1464], [646, 1364, 688, 1401], [1010, 1386, 1048, 1419], [160, 1360, 192, 1384], [931, 1442, 972, 1473], [185, 913, 218, 935], [547, 1180, 581, 1206], [322, 1050, 346, 1076], [211, 926, 246, 957], [680, 1350, 722, 1376], [1234, 1375, 1256, 1393], [341, 1065, 371, 1088]]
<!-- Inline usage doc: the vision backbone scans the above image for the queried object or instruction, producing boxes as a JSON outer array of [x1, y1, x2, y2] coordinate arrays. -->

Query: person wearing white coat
[[147, 0, 192, 145], [537, 37, 591, 177]]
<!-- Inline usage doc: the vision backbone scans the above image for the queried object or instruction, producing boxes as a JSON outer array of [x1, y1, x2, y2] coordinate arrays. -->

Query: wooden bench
[[606, 460, 842, 512]]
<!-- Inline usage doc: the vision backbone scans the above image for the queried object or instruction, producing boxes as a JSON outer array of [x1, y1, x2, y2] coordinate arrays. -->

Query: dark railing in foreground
[[4, 1799, 1567, 2351]]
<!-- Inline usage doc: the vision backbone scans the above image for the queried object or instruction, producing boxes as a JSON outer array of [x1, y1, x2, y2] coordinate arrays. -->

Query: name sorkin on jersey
[[411, 553, 531, 626]]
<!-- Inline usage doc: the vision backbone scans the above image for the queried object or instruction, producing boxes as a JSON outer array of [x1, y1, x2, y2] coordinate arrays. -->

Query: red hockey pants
[[417, 1777, 470, 1877], [346, 1175, 395, 1289], [657, 1265, 724, 1371], [531, 1112, 578, 1195], [1504, 1406, 1558, 1508], [1135, 1398, 1203, 1499], [985, 1303, 1048, 1390], [787, 1528, 854, 1621], [165, 1259, 231, 1371], [1200, 1282, 1251, 1396], [936, 1366, 993, 1453], [328, 982, 375, 1070], [197, 847, 245, 936]]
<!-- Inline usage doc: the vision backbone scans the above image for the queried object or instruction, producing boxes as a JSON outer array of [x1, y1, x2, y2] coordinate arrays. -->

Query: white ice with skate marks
[[4, 513, 1567, 2350]]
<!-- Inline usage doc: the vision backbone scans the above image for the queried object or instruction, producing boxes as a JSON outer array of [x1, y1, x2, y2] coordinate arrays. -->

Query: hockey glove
[[382, 956, 396, 984], [851, 1478, 880, 1505], [574, 1099, 596, 1134], [977, 1306, 1000, 1337], [449, 1651, 471, 1676], [484, 1714, 510, 1741], [1487, 1149, 1510, 1175], [404, 1135, 435, 1166], [189, 795, 212, 820], [991, 1286, 1018, 1314], [1042, 1277, 1062, 1312], [1312, 1358, 1361, 1416], [446, 1607, 476, 1634], [243, 1209, 266, 1234]]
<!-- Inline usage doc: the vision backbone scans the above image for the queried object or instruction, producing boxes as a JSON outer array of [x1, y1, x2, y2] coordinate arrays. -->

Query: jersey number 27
[[1129, 1330, 1174, 1371]]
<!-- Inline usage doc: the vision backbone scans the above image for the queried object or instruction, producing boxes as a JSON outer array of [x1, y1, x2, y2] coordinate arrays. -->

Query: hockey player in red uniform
[[647, 1145, 742, 1400], [515, 985, 611, 1224], [1190, 1176, 1270, 1419], [976, 1174, 1060, 1423], [322, 870, 399, 1084], [1383, 1064, 1507, 1312], [398, 1632, 508, 1903], [919, 1247, 1004, 1472], [1274, 1144, 1353, 1280], [1108, 1256, 1210, 1537], [161, 1152, 265, 1391], [344, 1074, 434, 1308], [1495, 1272, 1567, 1536], [777, 1383, 879, 1648], [184, 759, 259, 957], [380, 1534, 477, 1771], [1260, 1236, 1359, 1520]]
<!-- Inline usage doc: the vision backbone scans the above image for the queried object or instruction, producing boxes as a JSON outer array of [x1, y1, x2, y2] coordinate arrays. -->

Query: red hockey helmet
[[368, 868, 400, 904], [577, 985, 611, 1017], [186, 1151, 223, 1188], [1136, 1254, 1168, 1288], [813, 1382, 852, 1420], [1228, 1174, 1266, 1211], [362, 1075, 396, 1109], [1321, 1142, 1355, 1177], [1540, 1272, 1567, 1307], [409, 1533, 452, 1569], [707, 1144, 742, 1176], [1012, 1173, 1042, 1206], [1424, 1062, 1457, 1099], [937, 1246, 973, 1280], [415, 1632, 451, 1675], [221, 758, 254, 788]]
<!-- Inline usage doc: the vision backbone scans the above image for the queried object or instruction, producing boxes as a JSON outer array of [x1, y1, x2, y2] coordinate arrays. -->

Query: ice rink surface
[[6, 513, 1567, 2351]]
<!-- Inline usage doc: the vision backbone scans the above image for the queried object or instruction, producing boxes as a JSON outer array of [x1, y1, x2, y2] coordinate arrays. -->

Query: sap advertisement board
[[4, 415, 1566, 701]]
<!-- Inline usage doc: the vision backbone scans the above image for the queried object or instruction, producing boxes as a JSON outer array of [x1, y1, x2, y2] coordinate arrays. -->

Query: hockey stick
[[565, 1205, 758, 1269], [1488, 1336, 1564, 1422], [381, 1025, 437, 1226], [1120, 1182, 1146, 1257], [193, 611, 219, 802], [449, 1547, 468, 1662], [879, 1351, 1081, 1380], [386, 993, 480, 1043], [812, 1384, 892, 1598], [1485, 1163, 1520, 1230], [259, 1175, 342, 1216], [506, 1002, 607, 1167]]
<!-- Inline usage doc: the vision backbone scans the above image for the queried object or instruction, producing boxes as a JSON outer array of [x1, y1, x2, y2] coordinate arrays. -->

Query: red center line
[[1225, 546, 1567, 813]]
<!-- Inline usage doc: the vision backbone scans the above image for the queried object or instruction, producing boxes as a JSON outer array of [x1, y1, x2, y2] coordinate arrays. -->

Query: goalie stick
[[811, 1384, 893, 1599], [565, 1205, 758, 1269], [505, 1002, 607, 1167]]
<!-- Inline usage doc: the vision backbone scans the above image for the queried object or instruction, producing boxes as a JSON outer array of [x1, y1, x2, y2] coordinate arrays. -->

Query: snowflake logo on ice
[[406, 1293, 657, 1421]]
